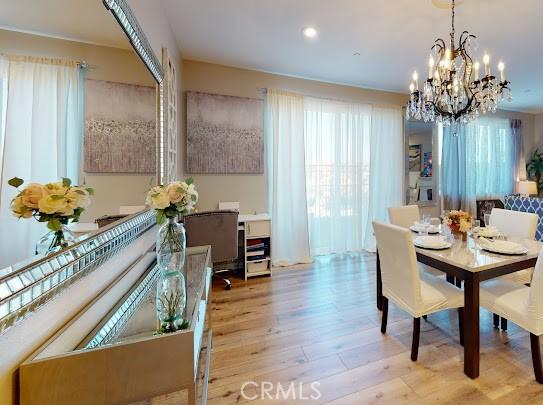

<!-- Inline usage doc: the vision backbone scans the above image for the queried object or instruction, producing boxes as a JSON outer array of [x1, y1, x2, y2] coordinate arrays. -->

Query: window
[[442, 116, 518, 213]]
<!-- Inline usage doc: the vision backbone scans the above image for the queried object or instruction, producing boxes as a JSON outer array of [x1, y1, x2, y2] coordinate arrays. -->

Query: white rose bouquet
[[146, 178, 198, 224], [8, 176, 94, 253]]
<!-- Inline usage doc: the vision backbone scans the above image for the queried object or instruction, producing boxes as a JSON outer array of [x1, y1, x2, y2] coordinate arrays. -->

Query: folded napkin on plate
[[479, 239, 526, 254], [413, 235, 449, 249], [477, 226, 499, 238], [411, 223, 440, 233]]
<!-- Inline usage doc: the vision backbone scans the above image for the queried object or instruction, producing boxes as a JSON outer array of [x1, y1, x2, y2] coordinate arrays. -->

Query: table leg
[[376, 250, 383, 311], [463, 271, 480, 378]]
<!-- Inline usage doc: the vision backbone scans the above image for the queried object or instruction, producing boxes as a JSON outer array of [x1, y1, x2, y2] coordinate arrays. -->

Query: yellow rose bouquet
[[8, 177, 94, 254]]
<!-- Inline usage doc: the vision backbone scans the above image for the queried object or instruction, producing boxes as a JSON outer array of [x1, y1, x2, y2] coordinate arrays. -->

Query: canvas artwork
[[409, 144, 422, 172], [186, 91, 264, 174], [84, 79, 156, 173]]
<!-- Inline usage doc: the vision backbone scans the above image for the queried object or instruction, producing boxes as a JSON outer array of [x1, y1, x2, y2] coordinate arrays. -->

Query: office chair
[[183, 210, 239, 290]]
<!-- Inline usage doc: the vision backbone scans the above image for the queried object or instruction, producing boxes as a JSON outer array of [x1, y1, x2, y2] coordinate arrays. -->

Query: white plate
[[413, 236, 451, 250], [410, 224, 440, 234], [480, 240, 528, 255]]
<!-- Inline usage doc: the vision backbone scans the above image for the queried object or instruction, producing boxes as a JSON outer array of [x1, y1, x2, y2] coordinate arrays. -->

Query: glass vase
[[155, 217, 187, 333], [35, 225, 76, 256], [156, 217, 186, 272], [156, 268, 187, 333]]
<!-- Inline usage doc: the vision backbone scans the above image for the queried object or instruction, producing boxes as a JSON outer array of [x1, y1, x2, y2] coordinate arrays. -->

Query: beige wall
[[181, 60, 538, 214], [0, 29, 157, 222], [181, 59, 408, 214], [534, 113, 543, 154]]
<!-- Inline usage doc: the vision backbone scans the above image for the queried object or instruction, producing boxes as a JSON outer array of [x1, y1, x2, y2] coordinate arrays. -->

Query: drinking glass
[[422, 214, 430, 225], [484, 213, 491, 227], [473, 219, 481, 232]]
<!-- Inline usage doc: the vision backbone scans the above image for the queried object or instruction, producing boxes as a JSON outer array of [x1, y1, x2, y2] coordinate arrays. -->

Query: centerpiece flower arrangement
[[145, 178, 198, 333], [8, 177, 93, 254], [443, 210, 473, 241]]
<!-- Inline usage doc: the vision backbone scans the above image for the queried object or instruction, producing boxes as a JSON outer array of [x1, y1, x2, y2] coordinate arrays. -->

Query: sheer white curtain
[[266, 89, 312, 266], [443, 116, 517, 214], [364, 106, 404, 250], [0, 56, 80, 268], [304, 99, 403, 254], [304, 97, 372, 255]]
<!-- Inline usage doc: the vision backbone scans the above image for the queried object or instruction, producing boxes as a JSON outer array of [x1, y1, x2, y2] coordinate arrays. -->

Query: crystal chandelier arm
[[432, 38, 446, 52], [459, 31, 476, 49]]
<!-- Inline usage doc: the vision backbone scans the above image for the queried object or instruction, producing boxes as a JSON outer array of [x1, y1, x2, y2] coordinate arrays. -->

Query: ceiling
[[0, 0, 540, 113], [0, 0, 130, 49], [161, 0, 543, 114]]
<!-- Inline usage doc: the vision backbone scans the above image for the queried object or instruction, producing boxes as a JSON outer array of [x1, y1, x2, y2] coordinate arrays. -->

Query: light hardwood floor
[[208, 253, 543, 404]]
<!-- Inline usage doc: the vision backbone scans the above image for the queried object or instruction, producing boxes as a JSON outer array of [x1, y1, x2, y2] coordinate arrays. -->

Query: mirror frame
[[103, 0, 166, 184], [0, 0, 165, 335]]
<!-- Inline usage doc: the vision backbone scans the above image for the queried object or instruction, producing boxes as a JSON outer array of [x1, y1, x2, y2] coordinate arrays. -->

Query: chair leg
[[493, 313, 500, 328], [381, 297, 389, 334], [458, 308, 464, 346], [411, 317, 421, 361], [212, 273, 232, 290], [530, 333, 543, 384], [501, 317, 508, 331]]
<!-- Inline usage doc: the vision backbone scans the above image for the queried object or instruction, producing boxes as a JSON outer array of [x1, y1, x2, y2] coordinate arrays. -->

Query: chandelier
[[406, 0, 512, 128]]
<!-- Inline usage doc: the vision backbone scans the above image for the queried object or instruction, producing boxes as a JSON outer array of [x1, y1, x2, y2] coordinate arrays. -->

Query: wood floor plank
[[206, 253, 543, 405]]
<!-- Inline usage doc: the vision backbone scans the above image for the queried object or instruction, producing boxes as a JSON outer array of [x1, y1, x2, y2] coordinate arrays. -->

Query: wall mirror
[[0, 0, 162, 271], [404, 118, 437, 206]]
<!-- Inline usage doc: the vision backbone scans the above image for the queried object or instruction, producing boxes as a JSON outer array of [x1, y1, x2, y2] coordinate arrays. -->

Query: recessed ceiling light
[[302, 26, 318, 38]]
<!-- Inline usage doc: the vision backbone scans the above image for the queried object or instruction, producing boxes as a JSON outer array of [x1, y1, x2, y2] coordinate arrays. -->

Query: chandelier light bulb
[[473, 61, 480, 77], [498, 62, 505, 82], [483, 54, 490, 75], [412, 71, 419, 90]]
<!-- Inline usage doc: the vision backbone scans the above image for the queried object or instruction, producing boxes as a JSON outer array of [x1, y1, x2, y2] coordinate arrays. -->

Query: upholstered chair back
[[373, 221, 422, 314], [388, 205, 420, 229], [528, 249, 543, 328], [490, 208, 539, 240]]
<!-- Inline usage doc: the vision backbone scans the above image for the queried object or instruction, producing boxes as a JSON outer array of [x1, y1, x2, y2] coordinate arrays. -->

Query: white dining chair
[[373, 221, 465, 361], [488, 208, 539, 330], [480, 248, 543, 384], [388, 205, 420, 229], [490, 208, 539, 284]]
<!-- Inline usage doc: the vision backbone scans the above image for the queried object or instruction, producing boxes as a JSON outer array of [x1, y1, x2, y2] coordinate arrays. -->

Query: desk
[[238, 214, 272, 280], [376, 236, 541, 379]]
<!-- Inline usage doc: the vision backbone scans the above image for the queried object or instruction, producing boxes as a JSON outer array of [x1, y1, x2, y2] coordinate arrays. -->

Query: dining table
[[375, 232, 542, 379]]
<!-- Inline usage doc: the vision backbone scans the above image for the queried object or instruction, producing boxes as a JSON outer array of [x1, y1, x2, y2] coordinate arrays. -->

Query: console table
[[20, 246, 212, 405]]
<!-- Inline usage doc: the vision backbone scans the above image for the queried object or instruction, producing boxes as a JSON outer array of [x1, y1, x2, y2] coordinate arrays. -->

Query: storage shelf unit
[[238, 214, 272, 280]]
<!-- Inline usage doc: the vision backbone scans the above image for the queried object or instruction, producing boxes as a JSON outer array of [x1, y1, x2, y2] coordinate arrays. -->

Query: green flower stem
[[160, 221, 183, 254], [47, 229, 68, 252]]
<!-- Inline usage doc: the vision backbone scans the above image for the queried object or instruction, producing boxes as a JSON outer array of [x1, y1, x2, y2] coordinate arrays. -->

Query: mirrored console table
[[20, 245, 212, 405]]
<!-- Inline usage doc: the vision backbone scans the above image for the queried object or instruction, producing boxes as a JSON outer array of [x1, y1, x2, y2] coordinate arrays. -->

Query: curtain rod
[[1, 53, 90, 69], [258, 87, 403, 109]]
